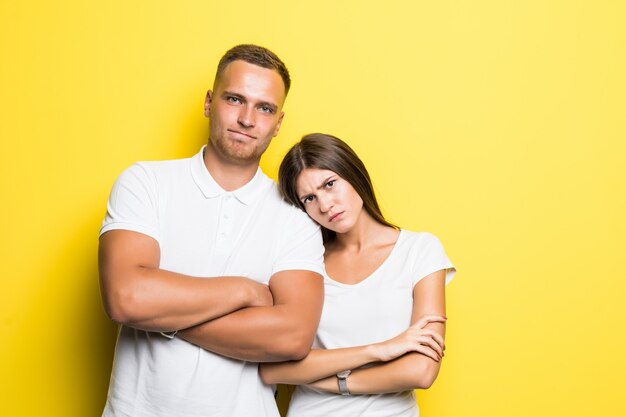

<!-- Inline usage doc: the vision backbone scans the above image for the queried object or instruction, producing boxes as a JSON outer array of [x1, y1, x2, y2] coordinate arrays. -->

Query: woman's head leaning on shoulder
[[278, 133, 397, 243]]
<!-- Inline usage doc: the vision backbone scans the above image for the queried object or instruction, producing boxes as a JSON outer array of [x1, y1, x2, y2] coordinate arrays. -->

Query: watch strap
[[337, 370, 351, 396], [338, 377, 350, 396]]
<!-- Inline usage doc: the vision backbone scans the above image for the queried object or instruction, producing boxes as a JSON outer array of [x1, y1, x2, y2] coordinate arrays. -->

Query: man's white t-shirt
[[287, 230, 455, 417], [100, 146, 324, 417]]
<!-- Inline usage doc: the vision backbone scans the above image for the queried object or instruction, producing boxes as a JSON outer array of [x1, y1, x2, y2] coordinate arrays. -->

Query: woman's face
[[296, 168, 364, 234]]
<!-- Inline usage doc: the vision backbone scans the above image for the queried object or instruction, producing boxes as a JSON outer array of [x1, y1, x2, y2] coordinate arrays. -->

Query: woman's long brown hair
[[279, 133, 397, 243]]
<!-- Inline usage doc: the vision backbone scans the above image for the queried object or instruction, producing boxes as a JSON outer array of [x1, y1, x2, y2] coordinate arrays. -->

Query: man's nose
[[238, 106, 255, 128]]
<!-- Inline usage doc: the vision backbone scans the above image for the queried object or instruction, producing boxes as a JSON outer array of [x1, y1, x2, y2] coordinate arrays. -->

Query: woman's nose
[[318, 194, 333, 213]]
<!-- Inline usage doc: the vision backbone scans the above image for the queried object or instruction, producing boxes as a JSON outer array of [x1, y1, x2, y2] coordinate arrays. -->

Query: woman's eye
[[302, 195, 314, 204], [326, 180, 335, 188]]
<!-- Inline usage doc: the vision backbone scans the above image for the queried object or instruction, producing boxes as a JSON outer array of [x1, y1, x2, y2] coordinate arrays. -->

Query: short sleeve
[[410, 232, 456, 287], [100, 163, 160, 242], [272, 207, 324, 276]]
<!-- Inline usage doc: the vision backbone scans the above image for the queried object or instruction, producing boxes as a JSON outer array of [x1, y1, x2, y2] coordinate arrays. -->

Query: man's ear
[[204, 90, 213, 118], [273, 112, 285, 137]]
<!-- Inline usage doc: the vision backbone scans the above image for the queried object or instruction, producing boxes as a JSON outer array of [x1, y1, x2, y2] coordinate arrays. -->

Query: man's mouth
[[228, 129, 257, 140]]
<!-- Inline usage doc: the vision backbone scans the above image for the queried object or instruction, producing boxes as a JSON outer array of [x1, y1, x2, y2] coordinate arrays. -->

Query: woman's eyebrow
[[298, 176, 335, 200]]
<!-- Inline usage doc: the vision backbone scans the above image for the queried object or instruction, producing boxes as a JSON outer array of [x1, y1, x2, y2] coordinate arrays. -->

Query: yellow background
[[1, 1, 624, 416]]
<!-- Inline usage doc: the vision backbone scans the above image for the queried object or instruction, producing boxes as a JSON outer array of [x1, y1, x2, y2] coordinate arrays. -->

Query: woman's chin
[[324, 221, 353, 235]]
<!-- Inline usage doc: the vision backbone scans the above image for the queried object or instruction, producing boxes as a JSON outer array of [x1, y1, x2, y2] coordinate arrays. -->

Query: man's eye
[[226, 96, 241, 103], [259, 106, 274, 113]]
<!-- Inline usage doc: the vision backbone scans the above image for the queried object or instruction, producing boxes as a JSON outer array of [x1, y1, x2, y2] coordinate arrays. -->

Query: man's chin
[[209, 138, 267, 166], [220, 148, 261, 165]]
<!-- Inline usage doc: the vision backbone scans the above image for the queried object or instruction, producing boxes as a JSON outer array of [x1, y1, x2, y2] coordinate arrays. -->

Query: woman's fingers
[[422, 329, 445, 350], [376, 316, 448, 362], [414, 344, 441, 362], [413, 315, 447, 329], [409, 315, 447, 358], [407, 327, 445, 350], [414, 335, 444, 357]]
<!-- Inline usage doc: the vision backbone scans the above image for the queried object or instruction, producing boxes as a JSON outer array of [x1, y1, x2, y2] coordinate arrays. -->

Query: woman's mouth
[[329, 212, 344, 222]]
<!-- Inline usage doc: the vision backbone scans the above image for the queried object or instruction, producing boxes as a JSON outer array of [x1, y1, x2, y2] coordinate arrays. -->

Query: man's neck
[[203, 143, 260, 192]]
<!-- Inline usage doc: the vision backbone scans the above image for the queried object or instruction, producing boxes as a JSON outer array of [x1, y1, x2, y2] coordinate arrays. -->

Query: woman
[[260, 133, 456, 417]]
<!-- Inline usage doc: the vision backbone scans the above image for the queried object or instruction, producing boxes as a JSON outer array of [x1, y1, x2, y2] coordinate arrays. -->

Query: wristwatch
[[336, 370, 352, 396], [160, 330, 178, 340]]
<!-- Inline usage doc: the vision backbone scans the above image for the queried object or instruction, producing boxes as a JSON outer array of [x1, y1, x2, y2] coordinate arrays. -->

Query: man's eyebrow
[[257, 100, 278, 110], [298, 176, 335, 200], [221, 91, 278, 110], [222, 90, 245, 99]]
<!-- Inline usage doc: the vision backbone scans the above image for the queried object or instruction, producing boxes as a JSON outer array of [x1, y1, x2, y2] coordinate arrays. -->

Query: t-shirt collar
[[191, 145, 265, 206]]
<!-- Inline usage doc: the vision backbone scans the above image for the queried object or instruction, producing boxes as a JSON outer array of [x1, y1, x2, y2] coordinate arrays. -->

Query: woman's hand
[[371, 315, 446, 362]]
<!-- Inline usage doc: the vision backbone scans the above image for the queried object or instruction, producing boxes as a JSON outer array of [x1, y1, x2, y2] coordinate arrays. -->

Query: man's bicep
[[269, 270, 324, 335], [101, 163, 161, 239], [274, 207, 325, 275], [98, 230, 160, 321], [99, 230, 160, 274]]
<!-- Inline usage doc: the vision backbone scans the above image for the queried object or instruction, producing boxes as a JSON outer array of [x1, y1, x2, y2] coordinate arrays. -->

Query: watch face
[[337, 370, 351, 379]]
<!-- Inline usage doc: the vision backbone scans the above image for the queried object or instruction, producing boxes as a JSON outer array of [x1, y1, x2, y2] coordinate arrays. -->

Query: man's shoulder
[[133, 155, 193, 174], [116, 155, 193, 184], [257, 175, 302, 211], [105, 155, 197, 208], [254, 173, 314, 226]]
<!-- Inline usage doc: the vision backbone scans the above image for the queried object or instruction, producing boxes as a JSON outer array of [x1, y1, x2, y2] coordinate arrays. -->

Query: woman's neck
[[332, 211, 397, 253]]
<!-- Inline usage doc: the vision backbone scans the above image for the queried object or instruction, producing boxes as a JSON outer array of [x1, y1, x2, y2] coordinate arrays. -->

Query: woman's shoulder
[[399, 229, 443, 248], [398, 229, 456, 283], [396, 229, 451, 262]]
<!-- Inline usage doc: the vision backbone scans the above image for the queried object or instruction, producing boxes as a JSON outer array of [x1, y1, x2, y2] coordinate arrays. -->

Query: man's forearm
[[178, 270, 324, 362], [103, 268, 271, 332], [99, 230, 273, 332], [178, 304, 314, 362]]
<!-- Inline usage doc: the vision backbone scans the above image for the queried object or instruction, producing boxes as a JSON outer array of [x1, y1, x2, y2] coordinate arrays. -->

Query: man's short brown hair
[[215, 44, 291, 94]]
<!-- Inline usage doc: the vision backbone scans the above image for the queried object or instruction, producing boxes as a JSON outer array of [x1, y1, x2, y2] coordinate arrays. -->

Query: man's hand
[[247, 281, 273, 308]]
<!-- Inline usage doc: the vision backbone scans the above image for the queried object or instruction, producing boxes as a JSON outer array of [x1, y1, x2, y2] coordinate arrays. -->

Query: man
[[99, 44, 324, 417]]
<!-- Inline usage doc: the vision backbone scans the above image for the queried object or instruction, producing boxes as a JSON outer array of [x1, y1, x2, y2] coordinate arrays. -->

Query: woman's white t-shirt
[[287, 230, 456, 417]]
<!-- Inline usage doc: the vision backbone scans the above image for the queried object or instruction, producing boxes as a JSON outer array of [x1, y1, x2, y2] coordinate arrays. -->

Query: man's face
[[205, 60, 286, 165]]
